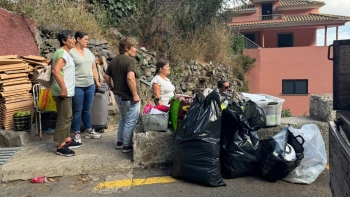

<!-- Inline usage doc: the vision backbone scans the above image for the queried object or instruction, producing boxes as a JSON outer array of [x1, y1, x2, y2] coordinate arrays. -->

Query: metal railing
[[231, 14, 284, 23], [231, 28, 262, 49], [140, 79, 151, 87]]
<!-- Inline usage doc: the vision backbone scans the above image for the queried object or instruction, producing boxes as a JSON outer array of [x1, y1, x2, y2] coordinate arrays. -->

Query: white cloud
[[317, 0, 350, 46], [319, 0, 350, 16]]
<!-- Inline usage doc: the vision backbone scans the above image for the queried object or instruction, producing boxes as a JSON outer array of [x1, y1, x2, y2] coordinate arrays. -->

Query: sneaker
[[65, 139, 82, 149], [122, 145, 133, 153], [85, 129, 101, 139], [115, 142, 123, 149], [56, 146, 75, 157], [74, 132, 81, 143]]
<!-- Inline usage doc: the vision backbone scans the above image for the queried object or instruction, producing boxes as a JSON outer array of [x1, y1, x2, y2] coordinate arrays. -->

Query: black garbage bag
[[242, 100, 266, 131], [171, 91, 226, 187], [257, 127, 305, 182], [220, 103, 260, 178]]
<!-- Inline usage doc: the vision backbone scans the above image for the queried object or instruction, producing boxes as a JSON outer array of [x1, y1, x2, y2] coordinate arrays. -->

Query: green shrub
[[90, 0, 134, 28], [170, 20, 234, 63], [281, 109, 293, 117], [233, 35, 245, 54], [0, 0, 106, 39], [232, 54, 255, 91]]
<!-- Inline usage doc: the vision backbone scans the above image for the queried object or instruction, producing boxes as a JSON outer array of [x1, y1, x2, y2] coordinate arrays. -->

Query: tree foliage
[[233, 35, 245, 54], [90, 0, 134, 27]]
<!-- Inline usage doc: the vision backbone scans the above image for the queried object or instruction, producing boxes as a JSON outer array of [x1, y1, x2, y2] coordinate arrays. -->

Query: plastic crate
[[13, 115, 31, 131], [242, 93, 285, 126]]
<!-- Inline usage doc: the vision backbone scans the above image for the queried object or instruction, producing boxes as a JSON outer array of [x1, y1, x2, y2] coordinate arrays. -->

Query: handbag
[[94, 61, 109, 93], [141, 112, 169, 131], [37, 60, 52, 88], [96, 82, 109, 93]]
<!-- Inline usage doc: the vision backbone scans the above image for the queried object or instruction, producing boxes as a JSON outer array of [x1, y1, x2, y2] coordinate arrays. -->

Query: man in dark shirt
[[104, 37, 140, 153]]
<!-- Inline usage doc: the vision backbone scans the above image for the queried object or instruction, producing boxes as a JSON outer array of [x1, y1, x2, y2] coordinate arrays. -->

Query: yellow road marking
[[94, 176, 178, 190], [326, 164, 329, 170]]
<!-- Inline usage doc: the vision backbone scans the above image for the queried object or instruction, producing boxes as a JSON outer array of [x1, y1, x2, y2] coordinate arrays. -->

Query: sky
[[316, 0, 350, 46]]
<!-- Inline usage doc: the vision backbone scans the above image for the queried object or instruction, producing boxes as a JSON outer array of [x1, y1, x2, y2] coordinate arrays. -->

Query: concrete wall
[[244, 46, 332, 116], [0, 8, 39, 56], [275, 8, 319, 16], [231, 2, 318, 23], [241, 27, 317, 47], [264, 27, 317, 47]]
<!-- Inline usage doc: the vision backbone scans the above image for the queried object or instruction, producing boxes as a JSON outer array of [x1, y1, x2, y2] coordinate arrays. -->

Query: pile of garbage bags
[[171, 92, 225, 186], [171, 91, 327, 187]]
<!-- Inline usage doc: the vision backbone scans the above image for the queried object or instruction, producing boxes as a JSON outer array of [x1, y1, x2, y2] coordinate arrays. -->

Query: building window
[[278, 33, 293, 47], [244, 33, 255, 43], [261, 3, 273, 20], [282, 79, 308, 94], [243, 33, 256, 49]]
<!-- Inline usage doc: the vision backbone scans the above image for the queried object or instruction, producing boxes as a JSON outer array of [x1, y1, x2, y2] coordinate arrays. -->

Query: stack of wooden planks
[[0, 55, 35, 130], [21, 55, 50, 85]]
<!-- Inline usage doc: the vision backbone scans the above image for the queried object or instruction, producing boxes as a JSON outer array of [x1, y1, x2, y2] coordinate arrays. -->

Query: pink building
[[229, 0, 350, 116]]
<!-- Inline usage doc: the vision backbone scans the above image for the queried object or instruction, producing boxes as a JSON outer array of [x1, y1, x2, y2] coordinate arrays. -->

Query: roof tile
[[279, 0, 325, 7], [229, 13, 350, 27], [233, 3, 256, 12], [233, 0, 325, 12]]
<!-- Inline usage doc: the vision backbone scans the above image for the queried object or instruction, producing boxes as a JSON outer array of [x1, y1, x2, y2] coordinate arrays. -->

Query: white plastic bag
[[37, 64, 52, 88], [202, 88, 213, 97], [283, 124, 327, 184]]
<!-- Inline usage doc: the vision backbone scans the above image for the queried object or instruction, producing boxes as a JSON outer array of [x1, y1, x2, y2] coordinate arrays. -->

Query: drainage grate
[[0, 147, 21, 168]]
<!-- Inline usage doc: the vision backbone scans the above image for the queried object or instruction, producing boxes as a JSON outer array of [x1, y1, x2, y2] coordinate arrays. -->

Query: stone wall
[[309, 94, 335, 122], [36, 29, 117, 61], [36, 30, 242, 99], [137, 49, 241, 96]]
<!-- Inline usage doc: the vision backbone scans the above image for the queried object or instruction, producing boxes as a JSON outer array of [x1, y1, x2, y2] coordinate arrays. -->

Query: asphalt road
[[0, 166, 332, 197]]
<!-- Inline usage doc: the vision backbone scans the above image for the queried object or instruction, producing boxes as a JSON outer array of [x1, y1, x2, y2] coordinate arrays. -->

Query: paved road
[[0, 166, 332, 197]]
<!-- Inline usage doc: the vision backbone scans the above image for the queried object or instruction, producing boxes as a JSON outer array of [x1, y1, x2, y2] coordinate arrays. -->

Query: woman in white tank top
[[150, 61, 175, 107]]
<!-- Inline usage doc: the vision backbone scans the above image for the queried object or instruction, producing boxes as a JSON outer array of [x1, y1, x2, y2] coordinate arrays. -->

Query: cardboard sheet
[[0, 90, 29, 97], [0, 73, 28, 80], [0, 74, 29, 83], [0, 55, 18, 59], [1, 80, 31, 86], [0, 63, 29, 71], [22, 59, 48, 67], [5, 69, 31, 74], [0, 59, 24, 65], [1, 84, 32, 92], [20, 55, 47, 62]]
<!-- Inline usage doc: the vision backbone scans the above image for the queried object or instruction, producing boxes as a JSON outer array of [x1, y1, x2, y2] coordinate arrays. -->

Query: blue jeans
[[72, 84, 95, 132], [116, 96, 141, 146]]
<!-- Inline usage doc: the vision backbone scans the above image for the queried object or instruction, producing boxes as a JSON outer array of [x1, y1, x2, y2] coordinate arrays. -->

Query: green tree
[[233, 35, 245, 54], [90, 0, 134, 27]]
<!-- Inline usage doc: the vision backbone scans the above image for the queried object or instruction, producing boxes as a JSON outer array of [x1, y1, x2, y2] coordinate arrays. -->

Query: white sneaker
[[85, 129, 101, 139], [74, 132, 82, 143]]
